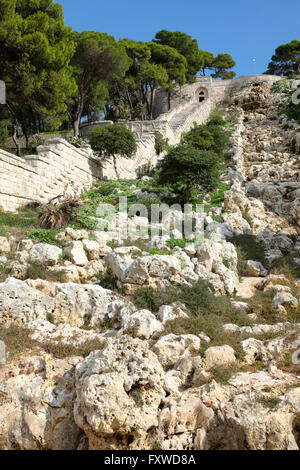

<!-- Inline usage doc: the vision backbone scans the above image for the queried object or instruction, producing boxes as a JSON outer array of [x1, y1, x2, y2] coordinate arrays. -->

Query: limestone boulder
[[121, 309, 162, 339], [244, 260, 267, 277], [204, 345, 236, 369], [29, 243, 62, 266], [74, 336, 165, 449], [152, 334, 201, 367], [272, 292, 299, 315], [0, 353, 82, 450], [64, 241, 89, 266], [0, 236, 10, 253]]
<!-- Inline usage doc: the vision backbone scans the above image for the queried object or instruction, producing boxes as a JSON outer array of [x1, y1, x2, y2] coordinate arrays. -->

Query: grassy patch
[[149, 247, 170, 256], [259, 396, 280, 409], [209, 364, 240, 385], [30, 229, 63, 247], [0, 325, 104, 360], [166, 238, 195, 250], [0, 264, 11, 282], [25, 263, 67, 282], [133, 280, 253, 355], [0, 207, 39, 238], [95, 268, 118, 291], [271, 256, 300, 282], [232, 234, 265, 268]]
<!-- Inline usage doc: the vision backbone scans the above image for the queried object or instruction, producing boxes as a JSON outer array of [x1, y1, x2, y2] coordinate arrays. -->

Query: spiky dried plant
[[37, 195, 82, 229]]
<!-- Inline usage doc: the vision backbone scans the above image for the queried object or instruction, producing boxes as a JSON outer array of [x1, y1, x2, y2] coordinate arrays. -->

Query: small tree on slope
[[89, 124, 137, 179], [157, 145, 221, 204]]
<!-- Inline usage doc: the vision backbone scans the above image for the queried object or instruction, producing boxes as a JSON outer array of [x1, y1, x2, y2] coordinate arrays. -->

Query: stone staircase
[[169, 103, 202, 133]]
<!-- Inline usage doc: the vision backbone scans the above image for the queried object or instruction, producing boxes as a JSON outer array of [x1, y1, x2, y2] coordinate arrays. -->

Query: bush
[[89, 124, 137, 178], [67, 135, 89, 148], [30, 229, 62, 246], [27, 136, 45, 154], [232, 234, 265, 264], [154, 131, 169, 156], [181, 116, 230, 156], [157, 145, 221, 203]]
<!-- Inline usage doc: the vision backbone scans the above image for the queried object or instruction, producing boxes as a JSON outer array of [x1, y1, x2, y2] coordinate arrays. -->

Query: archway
[[195, 87, 208, 103]]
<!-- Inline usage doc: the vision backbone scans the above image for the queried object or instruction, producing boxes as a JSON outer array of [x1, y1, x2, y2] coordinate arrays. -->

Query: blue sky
[[59, 0, 299, 77]]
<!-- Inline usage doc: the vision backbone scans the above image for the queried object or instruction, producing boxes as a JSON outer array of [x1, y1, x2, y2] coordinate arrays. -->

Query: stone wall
[[0, 138, 103, 212], [0, 74, 282, 211]]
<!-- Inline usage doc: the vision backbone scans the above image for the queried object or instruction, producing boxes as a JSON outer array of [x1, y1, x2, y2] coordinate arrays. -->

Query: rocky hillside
[[0, 78, 299, 451]]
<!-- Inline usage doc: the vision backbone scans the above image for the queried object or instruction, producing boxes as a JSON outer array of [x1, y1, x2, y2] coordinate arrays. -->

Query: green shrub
[[181, 116, 230, 155], [89, 124, 137, 177], [30, 229, 62, 246], [232, 234, 265, 264], [157, 145, 221, 204], [27, 136, 45, 154], [67, 135, 89, 148], [96, 268, 118, 291], [154, 131, 169, 156]]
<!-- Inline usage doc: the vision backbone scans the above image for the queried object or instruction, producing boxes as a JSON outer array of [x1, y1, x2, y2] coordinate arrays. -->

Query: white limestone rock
[[121, 309, 162, 339], [74, 336, 165, 449], [152, 334, 201, 367], [204, 345, 236, 369], [0, 237, 10, 253], [64, 241, 89, 266], [244, 260, 267, 277], [272, 292, 299, 315], [29, 243, 62, 266], [82, 239, 100, 260]]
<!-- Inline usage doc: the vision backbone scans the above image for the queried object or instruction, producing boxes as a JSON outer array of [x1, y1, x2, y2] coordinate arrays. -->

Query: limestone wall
[[0, 138, 103, 212], [0, 74, 282, 211]]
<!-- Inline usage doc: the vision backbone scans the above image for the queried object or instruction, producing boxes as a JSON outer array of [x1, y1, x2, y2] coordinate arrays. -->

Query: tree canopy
[[154, 30, 203, 83], [0, 0, 76, 153], [157, 145, 221, 203], [0, 1, 237, 152], [69, 31, 129, 136], [89, 124, 137, 178], [265, 40, 300, 77]]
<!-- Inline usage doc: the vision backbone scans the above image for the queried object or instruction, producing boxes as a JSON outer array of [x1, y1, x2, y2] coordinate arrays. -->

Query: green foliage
[[67, 135, 89, 148], [265, 40, 300, 77], [232, 234, 265, 264], [147, 41, 188, 89], [157, 145, 221, 203], [154, 30, 203, 82], [0, 208, 39, 238], [27, 136, 45, 154], [69, 30, 129, 135], [181, 115, 231, 155], [209, 364, 239, 384], [211, 53, 236, 79], [0, 0, 76, 152], [46, 313, 55, 324], [0, 119, 10, 151], [96, 268, 118, 291], [259, 397, 280, 409], [154, 131, 169, 156], [30, 229, 62, 247], [166, 238, 194, 249], [89, 124, 137, 159], [25, 263, 66, 282], [271, 80, 300, 124], [149, 247, 170, 255]]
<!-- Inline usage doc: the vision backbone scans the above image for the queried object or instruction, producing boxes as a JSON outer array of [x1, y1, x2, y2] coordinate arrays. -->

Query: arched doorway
[[195, 87, 208, 103]]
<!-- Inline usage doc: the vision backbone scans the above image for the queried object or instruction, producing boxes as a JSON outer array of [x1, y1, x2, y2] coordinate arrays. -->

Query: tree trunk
[[12, 124, 21, 156], [113, 155, 120, 179], [72, 92, 84, 137], [73, 117, 81, 138]]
